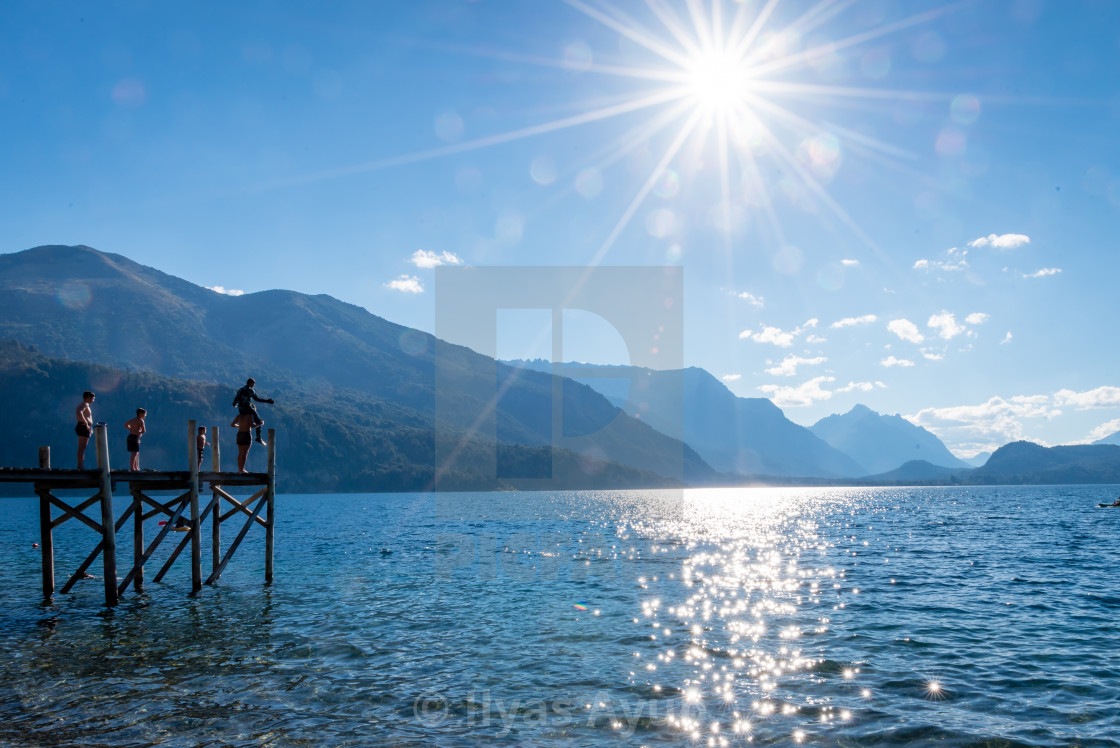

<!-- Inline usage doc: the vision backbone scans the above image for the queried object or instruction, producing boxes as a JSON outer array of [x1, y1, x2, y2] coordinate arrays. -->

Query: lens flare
[[56, 281, 91, 310]]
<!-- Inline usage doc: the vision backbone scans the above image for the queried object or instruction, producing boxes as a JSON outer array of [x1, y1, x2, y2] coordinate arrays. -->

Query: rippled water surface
[[1, 486, 1119, 747]]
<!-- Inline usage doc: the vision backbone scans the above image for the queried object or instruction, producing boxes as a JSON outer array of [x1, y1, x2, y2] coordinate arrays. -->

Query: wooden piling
[[188, 419, 201, 594], [132, 487, 144, 592], [265, 428, 276, 584], [211, 425, 221, 574], [94, 425, 118, 607], [38, 446, 53, 600]]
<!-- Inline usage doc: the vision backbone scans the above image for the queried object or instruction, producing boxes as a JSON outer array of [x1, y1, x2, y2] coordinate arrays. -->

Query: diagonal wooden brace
[[58, 503, 135, 595], [46, 493, 104, 533], [151, 494, 218, 585], [205, 492, 267, 585]]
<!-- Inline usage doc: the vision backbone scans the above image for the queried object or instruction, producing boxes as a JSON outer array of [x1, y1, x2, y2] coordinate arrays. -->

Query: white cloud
[[831, 314, 877, 329], [968, 233, 1030, 249], [837, 380, 886, 393], [928, 311, 966, 340], [911, 387, 1120, 452], [757, 376, 835, 407], [1053, 386, 1120, 410], [887, 318, 924, 343], [840, 259, 859, 266], [908, 394, 1059, 450], [737, 291, 765, 307], [386, 275, 424, 293], [922, 351, 944, 361], [1000, 331, 1013, 344], [207, 285, 245, 296], [880, 356, 914, 367], [805, 334, 827, 344], [913, 256, 968, 272], [720, 374, 742, 382], [741, 326, 795, 347], [740, 318, 819, 348], [765, 355, 827, 377], [965, 312, 989, 325], [410, 249, 463, 269], [1021, 267, 1061, 279]]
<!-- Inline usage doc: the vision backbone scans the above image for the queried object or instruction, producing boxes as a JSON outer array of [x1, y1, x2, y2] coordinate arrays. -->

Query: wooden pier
[[0, 420, 276, 607]]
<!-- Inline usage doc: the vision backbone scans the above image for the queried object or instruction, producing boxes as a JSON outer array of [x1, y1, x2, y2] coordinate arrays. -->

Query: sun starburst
[[271, 1, 972, 264]]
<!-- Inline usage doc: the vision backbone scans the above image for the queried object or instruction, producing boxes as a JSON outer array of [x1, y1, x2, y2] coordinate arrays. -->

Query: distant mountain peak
[[811, 402, 968, 474]]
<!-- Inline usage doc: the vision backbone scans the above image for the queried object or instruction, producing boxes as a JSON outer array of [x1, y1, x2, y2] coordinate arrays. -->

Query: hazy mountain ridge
[[963, 451, 992, 467], [862, 460, 971, 483], [967, 441, 1120, 484], [1092, 430, 1120, 446], [857, 442, 1120, 486], [507, 359, 866, 478]]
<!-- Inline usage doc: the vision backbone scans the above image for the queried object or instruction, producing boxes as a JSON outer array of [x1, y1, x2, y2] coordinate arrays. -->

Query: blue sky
[[2, 0, 1119, 457]]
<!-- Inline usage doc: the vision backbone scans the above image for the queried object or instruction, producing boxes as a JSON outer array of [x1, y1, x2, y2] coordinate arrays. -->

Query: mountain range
[[4, 244, 1120, 490], [506, 360, 981, 479]]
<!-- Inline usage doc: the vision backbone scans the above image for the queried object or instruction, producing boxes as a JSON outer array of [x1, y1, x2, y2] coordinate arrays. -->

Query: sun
[[682, 48, 753, 114]]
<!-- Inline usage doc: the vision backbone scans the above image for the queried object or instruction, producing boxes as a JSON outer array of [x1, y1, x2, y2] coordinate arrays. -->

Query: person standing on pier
[[75, 391, 95, 469], [197, 425, 208, 470], [123, 408, 147, 471], [231, 413, 254, 472], [233, 377, 273, 446]]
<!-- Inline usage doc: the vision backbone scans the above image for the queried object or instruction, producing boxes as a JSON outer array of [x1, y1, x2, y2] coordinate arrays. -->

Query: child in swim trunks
[[75, 391, 95, 469], [124, 408, 147, 471], [197, 425, 208, 470]]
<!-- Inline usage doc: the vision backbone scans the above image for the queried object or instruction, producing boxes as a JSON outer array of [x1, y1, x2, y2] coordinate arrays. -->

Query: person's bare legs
[[237, 444, 250, 472], [77, 436, 88, 470], [130, 451, 140, 471]]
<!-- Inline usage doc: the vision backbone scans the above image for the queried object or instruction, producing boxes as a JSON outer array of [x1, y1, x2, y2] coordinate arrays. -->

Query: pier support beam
[[265, 429, 276, 584], [211, 425, 221, 575], [37, 447, 53, 601], [132, 488, 144, 593], [188, 419, 201, 595], [95, 424, 118, 607]]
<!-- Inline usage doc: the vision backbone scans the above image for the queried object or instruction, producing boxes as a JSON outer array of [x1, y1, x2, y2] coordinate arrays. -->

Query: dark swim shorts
[[127, 434, 141, 452], [236, 431, 251, 446], [75, 423, 91, 438]]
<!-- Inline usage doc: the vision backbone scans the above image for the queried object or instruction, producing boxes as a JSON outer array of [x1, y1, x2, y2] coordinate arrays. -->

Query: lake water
[[1, 486, 1118, 747]]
